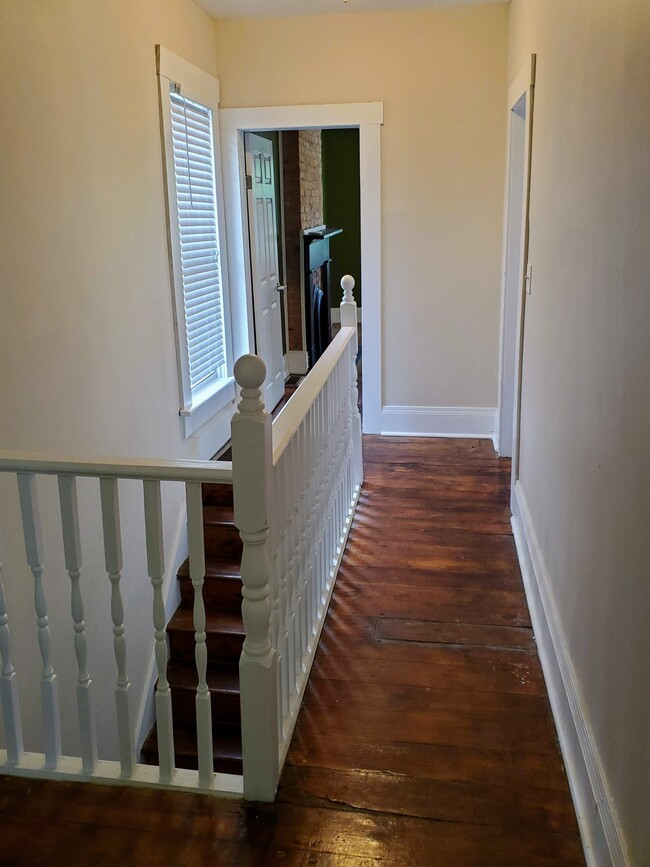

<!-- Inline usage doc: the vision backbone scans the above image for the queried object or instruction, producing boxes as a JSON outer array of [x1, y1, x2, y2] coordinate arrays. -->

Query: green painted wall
[[322, 129, 361, 309]]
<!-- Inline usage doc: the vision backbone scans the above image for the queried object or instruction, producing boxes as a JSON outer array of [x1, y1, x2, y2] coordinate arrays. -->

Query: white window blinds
[[170, 88, 226, 395]]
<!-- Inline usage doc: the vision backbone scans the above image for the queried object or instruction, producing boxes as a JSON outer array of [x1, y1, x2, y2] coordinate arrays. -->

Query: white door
[[245, 133, 285, 411]]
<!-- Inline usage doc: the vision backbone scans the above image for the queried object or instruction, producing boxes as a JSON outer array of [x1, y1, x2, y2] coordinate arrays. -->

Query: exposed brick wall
[[298, 130, 324, 230], [281, 130, 324, 353]]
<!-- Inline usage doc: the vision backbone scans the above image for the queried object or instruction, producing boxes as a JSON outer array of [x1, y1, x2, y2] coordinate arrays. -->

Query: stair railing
[[232, 275, 363, 800], [0, 276, 362, 802], [0, 453, 240, 797]]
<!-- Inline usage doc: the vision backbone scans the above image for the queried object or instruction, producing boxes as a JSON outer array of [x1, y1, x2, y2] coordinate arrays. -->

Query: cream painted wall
[[0, 0, 220, 759], [509, 1, 650, 861], [213, 5, 508, 409]]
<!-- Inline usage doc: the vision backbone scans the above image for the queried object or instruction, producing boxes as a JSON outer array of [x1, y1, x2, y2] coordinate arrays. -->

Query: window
[[157, 47, 234, 437]]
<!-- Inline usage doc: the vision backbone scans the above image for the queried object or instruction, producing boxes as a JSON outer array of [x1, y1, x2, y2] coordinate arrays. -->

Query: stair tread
[[177, 556, 242, 580], [142, 724, 242, 763], [202, 504, 236, 526], [168, 604, 244, 636], [166, 660, 240, 694]]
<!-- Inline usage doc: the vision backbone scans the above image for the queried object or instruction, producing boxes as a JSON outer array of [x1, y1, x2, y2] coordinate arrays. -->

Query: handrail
[[271, 326, 355, 465], [0, 452, 233, 484]]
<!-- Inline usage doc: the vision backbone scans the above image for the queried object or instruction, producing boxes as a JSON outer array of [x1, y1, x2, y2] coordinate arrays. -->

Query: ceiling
[[194, 0, 506, 20]]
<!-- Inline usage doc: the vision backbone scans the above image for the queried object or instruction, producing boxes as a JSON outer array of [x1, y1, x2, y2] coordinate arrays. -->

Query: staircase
[[141, 480, 244, 775]]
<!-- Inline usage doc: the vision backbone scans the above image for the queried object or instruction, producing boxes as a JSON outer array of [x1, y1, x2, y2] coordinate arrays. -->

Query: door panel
[[245, 133, 285, 410]]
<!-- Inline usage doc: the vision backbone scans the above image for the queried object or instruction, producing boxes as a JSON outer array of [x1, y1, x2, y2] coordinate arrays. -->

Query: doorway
[[219, 103, 383, 433], [496, 57, 536, 480]]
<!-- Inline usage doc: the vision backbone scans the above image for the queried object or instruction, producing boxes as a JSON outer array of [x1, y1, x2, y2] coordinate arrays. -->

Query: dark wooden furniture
[[303, 226, 342, 368]]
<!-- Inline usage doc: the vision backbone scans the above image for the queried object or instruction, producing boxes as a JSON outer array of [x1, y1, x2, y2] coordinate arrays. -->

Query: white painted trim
[[497, 55, 536, 462], [284, 350, 308, 375], [330, 307, 362, 324], [220, 102, 383, 131], [511, 482, 630, 867], [381, 406, 496, 438], [0, 751, 242, 798], [219, 102, 383, 436]]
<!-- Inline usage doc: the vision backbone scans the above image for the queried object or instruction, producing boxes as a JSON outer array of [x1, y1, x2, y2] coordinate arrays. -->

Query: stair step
[[203, 506, 242, 557], [177, 557, 242, 609], [202, 482, 234, 507], [165, 661, 240, 725], [141, 722, 242, 776], [167, 604, 244, 663]]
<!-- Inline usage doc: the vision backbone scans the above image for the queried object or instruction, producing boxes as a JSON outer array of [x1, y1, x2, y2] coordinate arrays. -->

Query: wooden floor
[[0, 437, 584, 866]]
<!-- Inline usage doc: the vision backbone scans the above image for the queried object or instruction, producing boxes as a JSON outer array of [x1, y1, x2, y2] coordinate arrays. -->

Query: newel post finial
[[340, 274, 358, 338], [234, 354, 267, 416], [341, 274, 355, 305]]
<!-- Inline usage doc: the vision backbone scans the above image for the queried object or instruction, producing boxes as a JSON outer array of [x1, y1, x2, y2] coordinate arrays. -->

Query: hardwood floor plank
[[374, 617, 536, 650], [277, 765, 579, 834]]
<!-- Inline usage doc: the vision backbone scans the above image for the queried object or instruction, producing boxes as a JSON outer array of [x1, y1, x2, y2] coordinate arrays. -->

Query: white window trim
[[156, 45, 235, 438]]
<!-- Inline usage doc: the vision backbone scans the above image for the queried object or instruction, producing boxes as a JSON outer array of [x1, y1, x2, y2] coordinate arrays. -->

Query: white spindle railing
[[0, 454, 240, 797], [0, 276, 363, 803], [232, 276, 363, 800]]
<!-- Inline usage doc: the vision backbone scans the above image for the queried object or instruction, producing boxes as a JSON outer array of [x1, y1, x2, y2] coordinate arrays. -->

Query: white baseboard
[[511, 482, 629, 867], [381, 405, 496, 438], [284, 350, 308, 375], [330, 307, 362, 324]]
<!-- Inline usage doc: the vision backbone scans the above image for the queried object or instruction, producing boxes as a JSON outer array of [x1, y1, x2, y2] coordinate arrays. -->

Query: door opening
[[496, 56, 536, 482]]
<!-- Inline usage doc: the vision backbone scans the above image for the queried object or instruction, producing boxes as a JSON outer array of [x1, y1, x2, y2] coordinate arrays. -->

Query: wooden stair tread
[[166, 660, 240, 694], [167, 604, 244, 636], [177, 556, 242, 580], [202, 504, 237, 526], [141, 724, 242, 774]]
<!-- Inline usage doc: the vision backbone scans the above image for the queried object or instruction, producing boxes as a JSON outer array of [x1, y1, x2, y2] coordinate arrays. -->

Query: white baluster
[[58, 475, 97, 774], [186, 480, 214, 788], [0, 544, 23, 766], [17, 473, 61, 769], [274, 453, 290, 727], [143, 480, 175, 784], [99, 476, 134, 778], [232, 354, 280, 801], [340, 275, 363, 488]]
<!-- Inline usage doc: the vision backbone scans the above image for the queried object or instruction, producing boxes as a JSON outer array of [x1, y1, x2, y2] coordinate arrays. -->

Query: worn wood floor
[[0, 436, 584, 866]]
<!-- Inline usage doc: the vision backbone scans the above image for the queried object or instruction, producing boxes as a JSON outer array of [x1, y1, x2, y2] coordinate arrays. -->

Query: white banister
[[0, 452, 240, 798], [232, 354, 280, 802], [17, 472, 62, 770], [0, 275, 362, 804], [58, 474, 97, 774], [0, 546, 23, 766], [100, 476, 135, 778], [186, 480, 214, 789], [143, 479, 175, 784]]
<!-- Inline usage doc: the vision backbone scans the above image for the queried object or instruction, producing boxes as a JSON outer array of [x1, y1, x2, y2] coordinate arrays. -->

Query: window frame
[[156, 45, 235, 438]]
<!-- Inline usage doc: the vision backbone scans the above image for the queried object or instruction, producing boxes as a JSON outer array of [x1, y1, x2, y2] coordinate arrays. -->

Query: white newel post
[[232, 354, 280, 802], [340, 275, 364, 488]]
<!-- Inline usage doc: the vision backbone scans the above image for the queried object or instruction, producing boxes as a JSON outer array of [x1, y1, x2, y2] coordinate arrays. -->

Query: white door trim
[[220, 102, 384, 433], [496, 57, 536, 477]]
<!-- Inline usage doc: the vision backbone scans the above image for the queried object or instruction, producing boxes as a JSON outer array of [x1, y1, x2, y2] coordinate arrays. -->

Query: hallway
[[0, 437, 584, 865]]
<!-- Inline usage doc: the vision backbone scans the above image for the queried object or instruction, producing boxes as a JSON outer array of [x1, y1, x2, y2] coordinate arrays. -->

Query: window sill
[[181, 377, 236, 438]]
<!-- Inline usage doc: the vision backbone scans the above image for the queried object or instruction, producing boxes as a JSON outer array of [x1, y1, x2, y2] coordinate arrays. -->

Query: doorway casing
[[496, 56, 536, 492], [220, 102, 383, 434]]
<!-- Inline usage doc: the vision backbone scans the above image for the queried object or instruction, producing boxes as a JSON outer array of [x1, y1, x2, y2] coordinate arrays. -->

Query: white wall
[[213, 5, 508, 425], [0, 0, 222, 759], [509, 1, 650, 862]]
